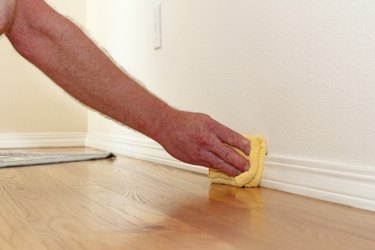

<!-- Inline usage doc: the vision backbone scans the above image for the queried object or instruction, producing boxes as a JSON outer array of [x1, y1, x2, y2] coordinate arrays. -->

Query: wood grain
[[0, 147, 374, 250]]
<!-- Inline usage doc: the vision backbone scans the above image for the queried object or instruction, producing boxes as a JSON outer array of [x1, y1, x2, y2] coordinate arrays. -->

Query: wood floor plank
[[9, 167, 140, 230], [59, 160, 204, 210], [42, 230, 235, 250], [41, 163, 96, 186], [3, 166, 147, 249], [0, 187, 47, 250], [68, 185, 235, 250]]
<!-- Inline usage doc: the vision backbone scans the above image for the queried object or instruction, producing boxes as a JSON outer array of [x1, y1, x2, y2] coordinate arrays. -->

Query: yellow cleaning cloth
[[209, 135, 267, 188]]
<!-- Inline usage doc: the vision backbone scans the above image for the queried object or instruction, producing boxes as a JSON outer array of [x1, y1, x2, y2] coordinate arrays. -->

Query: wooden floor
[[0, 148, 374, 250]]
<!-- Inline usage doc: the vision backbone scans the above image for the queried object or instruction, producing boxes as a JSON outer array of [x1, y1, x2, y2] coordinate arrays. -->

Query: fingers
[[216, 125, 251, 155], [203, 151, 243, 177], [213, 142, 249, 172]]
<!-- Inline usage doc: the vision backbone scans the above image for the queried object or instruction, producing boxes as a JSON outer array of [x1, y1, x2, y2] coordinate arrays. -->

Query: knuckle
[[227, 134, 236, 145], [219, 148, 231, 161], [191, 147, 203, 160], [207, 124, 217, 134], [206, 120, 219, 133], [216, 161, 225, 170], [191, 130, 208, 145]]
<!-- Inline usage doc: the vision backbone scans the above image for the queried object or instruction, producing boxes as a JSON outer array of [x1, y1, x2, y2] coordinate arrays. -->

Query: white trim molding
[[0, 133, 86, 149], [86, 132, 375, 212], [86, 132, 207, 174], [262, 156, 375, 212]]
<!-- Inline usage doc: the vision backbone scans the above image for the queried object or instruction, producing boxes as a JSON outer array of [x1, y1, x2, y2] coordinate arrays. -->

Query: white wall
[[85, 0, 375, 210], [0, 0, 87, 133], [87, 0, 375, 167]]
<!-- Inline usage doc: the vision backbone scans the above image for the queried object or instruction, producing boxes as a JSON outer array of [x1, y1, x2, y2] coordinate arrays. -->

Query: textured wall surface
[[0, 0, 87, 133], [87, 0, 375, 169]]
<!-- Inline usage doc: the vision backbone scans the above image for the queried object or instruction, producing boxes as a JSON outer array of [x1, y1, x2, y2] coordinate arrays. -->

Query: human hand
[[157, 110, 251, 176]]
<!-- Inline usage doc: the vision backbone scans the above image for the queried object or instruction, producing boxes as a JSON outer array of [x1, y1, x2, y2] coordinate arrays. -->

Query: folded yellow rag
[[208, 135, 267, 188]]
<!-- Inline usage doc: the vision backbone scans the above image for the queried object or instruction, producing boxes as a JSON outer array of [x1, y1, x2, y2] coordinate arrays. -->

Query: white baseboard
[[0, 133, 86, 148], [86, 132, 375, 212], [262, 156, 375, 212], [86, 132, 207, 174]]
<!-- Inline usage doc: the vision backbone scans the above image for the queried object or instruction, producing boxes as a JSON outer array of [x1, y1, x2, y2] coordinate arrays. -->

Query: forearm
[[6, 0, 175, 141]]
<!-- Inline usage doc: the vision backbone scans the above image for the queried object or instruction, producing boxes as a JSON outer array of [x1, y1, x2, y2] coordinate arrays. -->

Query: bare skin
[[0, 0, 16, 34], [2, 0, 250, 176]]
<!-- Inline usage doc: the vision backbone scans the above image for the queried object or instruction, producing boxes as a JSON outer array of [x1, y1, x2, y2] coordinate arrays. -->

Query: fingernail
[[244, 141, 251, 155]]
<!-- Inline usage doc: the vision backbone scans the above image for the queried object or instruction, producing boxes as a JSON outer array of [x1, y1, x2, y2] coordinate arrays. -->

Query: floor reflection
[[209, 184, 265, 209]]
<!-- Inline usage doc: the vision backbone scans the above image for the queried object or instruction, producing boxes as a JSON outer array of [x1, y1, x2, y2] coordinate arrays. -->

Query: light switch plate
[[153, 1, 162, 50]]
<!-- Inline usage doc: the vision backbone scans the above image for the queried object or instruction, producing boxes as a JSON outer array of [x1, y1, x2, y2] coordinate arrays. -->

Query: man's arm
[[6, 0, 250, 176]]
